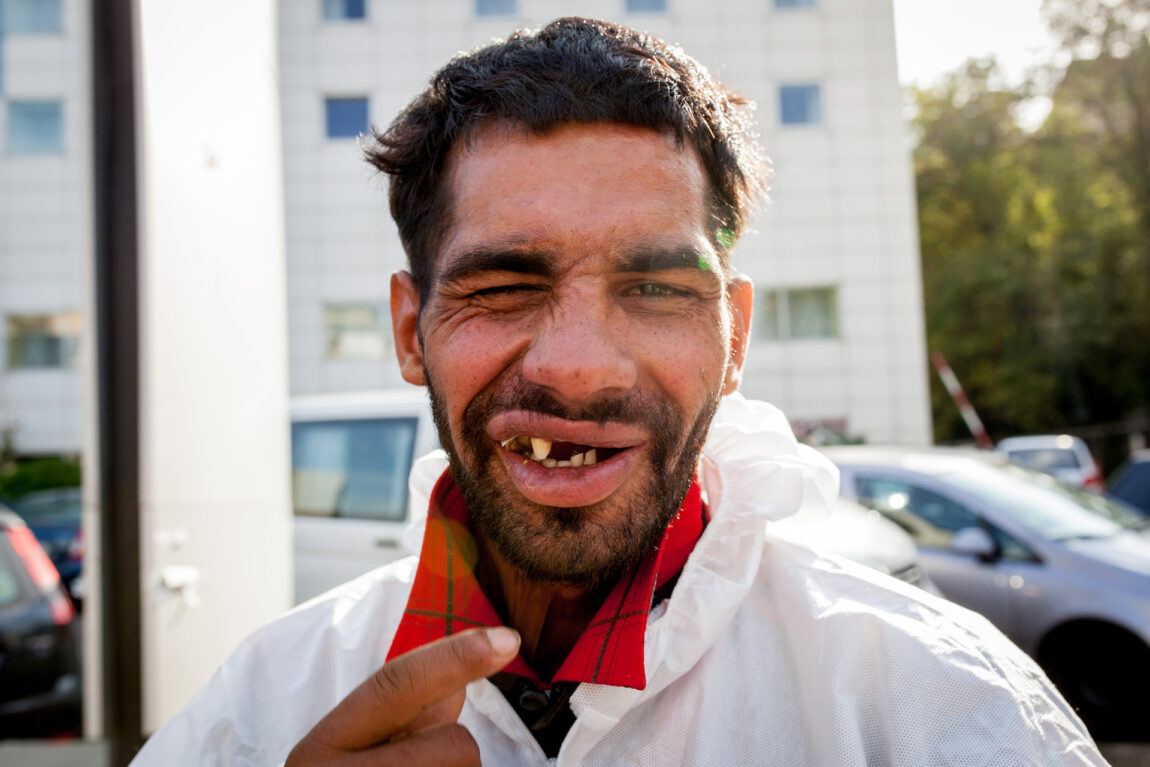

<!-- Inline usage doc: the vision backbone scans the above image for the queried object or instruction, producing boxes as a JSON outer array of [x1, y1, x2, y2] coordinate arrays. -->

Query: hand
[[286, 627, 521, 766]]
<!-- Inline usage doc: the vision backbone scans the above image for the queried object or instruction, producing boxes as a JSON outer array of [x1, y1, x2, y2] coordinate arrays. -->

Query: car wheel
[[1039, 622, 1150, 742]]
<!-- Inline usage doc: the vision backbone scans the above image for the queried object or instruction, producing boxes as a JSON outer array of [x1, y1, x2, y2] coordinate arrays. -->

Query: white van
[[290, 389, 438, 603]]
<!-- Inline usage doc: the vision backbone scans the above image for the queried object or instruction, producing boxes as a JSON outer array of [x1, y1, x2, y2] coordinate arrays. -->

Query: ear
[[722, 273, 754, 395], [390, 271, 427, 386]]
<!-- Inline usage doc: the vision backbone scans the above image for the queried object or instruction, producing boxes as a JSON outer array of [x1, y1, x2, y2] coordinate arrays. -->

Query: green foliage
[[0, 457, 82, 502], [915, 12, 1150, 443]]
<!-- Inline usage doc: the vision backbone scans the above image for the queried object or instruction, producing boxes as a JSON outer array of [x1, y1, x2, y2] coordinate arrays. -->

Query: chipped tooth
[[531, 437, 552, 461], [557, 460, 572, 467], [542, 458, 558, 468], [586, 449, 597, 465], [570, 452, 585, 467]]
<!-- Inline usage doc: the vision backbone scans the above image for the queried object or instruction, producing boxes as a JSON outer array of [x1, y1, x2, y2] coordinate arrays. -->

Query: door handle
[[158, 565, 203, 607]]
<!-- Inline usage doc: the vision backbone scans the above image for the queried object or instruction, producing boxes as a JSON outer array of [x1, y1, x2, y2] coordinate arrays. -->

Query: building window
[[779, 84, 822, 125], [7, 100, 63, 154], [6, 313, 80, 369], [322, 0, 365, 20], [4, 0, 62, 34], [755, 287, 837, 340], [324, 304, 389, 359], [626, 0, 667, 11], [475, 0, 516, 16], [774, 0, 814, 8], [324, 97, 369, 139]]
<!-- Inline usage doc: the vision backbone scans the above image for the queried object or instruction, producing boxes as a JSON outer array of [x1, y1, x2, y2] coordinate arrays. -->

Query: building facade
[[279, 0, 932, 444], [0, 0, 90, 457], [0, 0, 931, 457]]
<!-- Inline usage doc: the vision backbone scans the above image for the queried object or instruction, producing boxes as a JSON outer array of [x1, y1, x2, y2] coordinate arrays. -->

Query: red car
[[0, 507, 81, 739]]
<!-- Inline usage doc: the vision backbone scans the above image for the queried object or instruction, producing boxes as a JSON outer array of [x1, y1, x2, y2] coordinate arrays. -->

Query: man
[[133, 18, 1106, 766]]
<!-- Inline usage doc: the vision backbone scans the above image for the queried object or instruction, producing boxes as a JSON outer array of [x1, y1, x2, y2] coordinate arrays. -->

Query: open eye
[[624, 282, 690, 299]]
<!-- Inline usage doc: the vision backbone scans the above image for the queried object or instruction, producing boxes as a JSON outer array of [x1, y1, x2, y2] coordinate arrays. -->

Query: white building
[[0, 0, 931, 458], [0, 0, 90, 458], [279, 0, 931, 444]]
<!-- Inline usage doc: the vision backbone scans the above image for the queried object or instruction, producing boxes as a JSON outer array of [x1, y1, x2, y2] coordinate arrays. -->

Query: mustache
[[472, 380, 651, 427]]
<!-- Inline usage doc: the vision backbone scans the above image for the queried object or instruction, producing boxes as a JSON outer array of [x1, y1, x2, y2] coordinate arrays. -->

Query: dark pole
[[91, 0, 143, 762]]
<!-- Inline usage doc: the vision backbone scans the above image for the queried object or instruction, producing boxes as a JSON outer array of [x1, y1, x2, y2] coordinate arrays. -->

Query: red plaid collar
[[386, 470, 707, 689]]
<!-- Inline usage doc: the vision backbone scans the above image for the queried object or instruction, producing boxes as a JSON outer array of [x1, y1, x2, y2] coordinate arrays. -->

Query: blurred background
[[1, 0, 1149, 764]]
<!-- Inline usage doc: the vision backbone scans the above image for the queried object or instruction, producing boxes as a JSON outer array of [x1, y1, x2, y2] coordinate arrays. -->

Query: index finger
[[306, 626, 520, 751]]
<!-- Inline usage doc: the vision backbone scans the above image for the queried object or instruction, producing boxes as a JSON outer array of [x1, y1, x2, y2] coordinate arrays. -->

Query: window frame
[[323, 96, 370, 140], [6, 312, 81, 369], [474, 0, 517, 17], [778, 83, 822, 126], [625, 0, 668, 12], [754, 286, 838, 341], [3, 0, 64, 35], [323, 302, 391, 360], [7, 99, 65, 154], [321, 0, 366, 21]]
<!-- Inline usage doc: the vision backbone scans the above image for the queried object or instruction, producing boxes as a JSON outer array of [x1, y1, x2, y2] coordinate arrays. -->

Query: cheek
[[423, 321, 528, 414], [635, 320, 730, 399]]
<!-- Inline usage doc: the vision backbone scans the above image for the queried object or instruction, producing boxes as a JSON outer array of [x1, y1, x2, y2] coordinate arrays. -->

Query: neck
[[475, 540, 611, 682]]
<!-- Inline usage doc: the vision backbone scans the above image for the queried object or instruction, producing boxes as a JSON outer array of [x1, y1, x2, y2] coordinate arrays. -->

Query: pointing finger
[[302, 627, 520, 752]]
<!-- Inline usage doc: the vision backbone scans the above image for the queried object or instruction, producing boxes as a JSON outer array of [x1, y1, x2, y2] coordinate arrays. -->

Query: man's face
[[391, 122, 752, 587]]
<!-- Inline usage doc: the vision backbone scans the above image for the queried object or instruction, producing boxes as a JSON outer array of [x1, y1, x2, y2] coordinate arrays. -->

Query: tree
[[913, 60, 1059, 442], [1041, 0, 1150, 422]]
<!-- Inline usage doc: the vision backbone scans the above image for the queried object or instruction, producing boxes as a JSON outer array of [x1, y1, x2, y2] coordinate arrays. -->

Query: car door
[[850, 471, 1020, 637]]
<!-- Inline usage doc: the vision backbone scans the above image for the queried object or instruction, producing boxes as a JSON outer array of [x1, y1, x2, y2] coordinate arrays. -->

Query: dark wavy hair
[[364, 17, 767, 302]]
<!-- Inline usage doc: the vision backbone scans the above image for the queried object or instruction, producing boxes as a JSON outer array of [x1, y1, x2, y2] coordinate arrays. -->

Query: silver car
[[995, 434, 1105, 491], [823, 445, 1150, 742]]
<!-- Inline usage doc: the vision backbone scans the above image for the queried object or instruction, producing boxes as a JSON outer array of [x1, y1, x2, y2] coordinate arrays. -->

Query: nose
[[521, 298, 638, 405]]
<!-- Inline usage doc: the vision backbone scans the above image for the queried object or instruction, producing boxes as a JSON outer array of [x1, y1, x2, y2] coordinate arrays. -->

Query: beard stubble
[[426, 374, 718, 589]]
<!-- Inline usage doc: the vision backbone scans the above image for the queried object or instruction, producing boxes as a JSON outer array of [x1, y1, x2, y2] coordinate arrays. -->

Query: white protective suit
[[132, 394, 1107, 766]]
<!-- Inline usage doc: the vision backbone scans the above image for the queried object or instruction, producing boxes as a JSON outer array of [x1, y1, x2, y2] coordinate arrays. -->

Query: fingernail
[[487, 627, 520, 656]]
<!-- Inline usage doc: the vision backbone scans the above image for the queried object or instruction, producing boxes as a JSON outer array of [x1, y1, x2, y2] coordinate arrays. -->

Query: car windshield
[[9, 491, 82, 525], [935, 462, 1147, 540], [1005, 447, 1080, 471]]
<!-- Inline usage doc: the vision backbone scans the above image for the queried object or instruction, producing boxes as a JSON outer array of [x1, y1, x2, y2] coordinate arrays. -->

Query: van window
[[291, 417, 417, 521]]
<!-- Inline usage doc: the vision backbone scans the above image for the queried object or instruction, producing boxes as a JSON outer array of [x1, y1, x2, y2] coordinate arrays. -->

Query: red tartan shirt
[[385, 471, 707, 689]]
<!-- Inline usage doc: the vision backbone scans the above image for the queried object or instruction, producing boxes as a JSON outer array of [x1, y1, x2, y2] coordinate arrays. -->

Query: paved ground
[[1, 739, 1149, 766], [1102, 743, 1150, 767]]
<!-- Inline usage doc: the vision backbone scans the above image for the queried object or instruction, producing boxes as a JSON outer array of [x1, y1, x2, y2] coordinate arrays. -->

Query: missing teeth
[[501, 436, 599, 467]]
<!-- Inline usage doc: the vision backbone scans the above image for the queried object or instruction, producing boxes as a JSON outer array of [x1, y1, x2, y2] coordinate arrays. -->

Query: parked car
[[1109, 449, 1150, 516], [7, 488, 84, 606], [995, 434, 1105, 491], [0, 507, 81, 739], [770, 496, 939, 593], [824, 445, 1150, 741]]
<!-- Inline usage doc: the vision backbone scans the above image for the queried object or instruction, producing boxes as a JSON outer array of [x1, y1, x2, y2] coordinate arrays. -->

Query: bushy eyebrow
[[616, 246, 723, 280], [436, 243, 724, 287], [436, 247, 557, 286]]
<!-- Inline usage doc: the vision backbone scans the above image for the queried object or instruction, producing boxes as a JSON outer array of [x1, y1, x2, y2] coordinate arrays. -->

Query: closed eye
[[472, 283, 548, 297]]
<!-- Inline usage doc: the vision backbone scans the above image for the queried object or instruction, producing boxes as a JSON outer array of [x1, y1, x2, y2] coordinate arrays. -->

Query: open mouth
[[499, 435, 623, 468]]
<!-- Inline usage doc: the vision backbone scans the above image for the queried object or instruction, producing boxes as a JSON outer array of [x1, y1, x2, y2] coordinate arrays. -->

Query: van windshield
[[291, 417, 417, 521]]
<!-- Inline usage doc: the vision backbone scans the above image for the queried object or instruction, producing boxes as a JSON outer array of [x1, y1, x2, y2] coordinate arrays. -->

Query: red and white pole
[[931, 350, 994, 449]]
